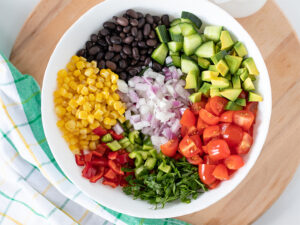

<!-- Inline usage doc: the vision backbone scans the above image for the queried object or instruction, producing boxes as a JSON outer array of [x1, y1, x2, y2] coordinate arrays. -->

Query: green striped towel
[[0, 52, 188, 225]]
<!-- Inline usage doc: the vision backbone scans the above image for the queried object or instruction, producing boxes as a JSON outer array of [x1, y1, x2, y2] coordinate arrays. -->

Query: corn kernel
[[103, 124, 111, 129], [87, 115, 94, 124], [57, 120, 65, 127], [119, 107, 125, 115], [66, 106, 72, 112], [84, 68, 94, 76], [77, 96, 85, 105], [88, 94, 95, 101], [78, 111, 88, 120], [111, 73, 118, 84], [94, 68, 99, 74], [79, 56, 86, 62], [94, 109, 103, 120], [80, 128, 88, 135], [105, 81, 111, 87], [81, 119, 89, 127], [111, 84, 118, 92], [81, 86, 89, 95], [95, 103, 101, 109], [118, 116, 126, 123], [55, 106, 66, 116], [113, 101, 123, 110], [73, 69, 81, 77], [110, 118, 117, 125], [107, 96, 114, 106], [65, 120, 76, 131], [70, 145, 79, 152], [103, 117, 111, 125], [70, 138, 78, 145], [76, 61, 85, 70], [89, 141, 97, 150], [71, 55, 79, 63], [83, 103, 92, 112], [66, 93, 73, 99], [79, 75, 85, 81], [58, 69, 68, 77], [88, 85, 97, 92], [67, 63, 75, 72], [112, 93, 120, 101], [95, 93, 103, 102], [102, 90, 109, 99], [85, 62, 92, 68], [87, 78, 95, 85], [69, 99, 78, 109], [110, 111, 118, 119], [100, 69, 110, 79]]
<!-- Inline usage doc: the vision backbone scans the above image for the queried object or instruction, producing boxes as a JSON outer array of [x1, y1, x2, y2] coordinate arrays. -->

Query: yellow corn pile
[[53, 55, 126, 153]]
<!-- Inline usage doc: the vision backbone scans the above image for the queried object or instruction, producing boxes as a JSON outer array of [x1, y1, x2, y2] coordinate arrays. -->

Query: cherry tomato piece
[[220, 111, 234, 123], [179, 135, 202, 158], [197, 117, 208, 134], [187, 154, 203, 165], [188, 126, 200, 136], [205, 102, 213, 114], [213, 164, 229, 180], [203, 125, 221, 145], [246, 102, 258, 117], [209, 96, 228, 116], [207, 139, 230, 161], [224, 155, 245, 170], [180, 109, 196, 127], [160, 138, 179, 157], [233, 110, 255, 131], [236, 132, 253, 154], [181, 126, 188, 137], [198, 164, 217, 185], [191, 101, 206, 115], [207, 180, 220, 189], [203, 155, 220, 165], [199, 109, 220, 125], [220, 123, 243, 148]]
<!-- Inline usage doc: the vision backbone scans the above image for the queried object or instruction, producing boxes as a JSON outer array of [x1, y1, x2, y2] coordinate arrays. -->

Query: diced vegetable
[[204, 26, 223, 42], [181, 11, 202, 29], [151, 43, 169, 65], [155, 25, 170, 43]]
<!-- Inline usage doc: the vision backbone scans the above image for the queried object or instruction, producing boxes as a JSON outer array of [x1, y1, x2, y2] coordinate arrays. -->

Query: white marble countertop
[[0, 0, 299, 224]]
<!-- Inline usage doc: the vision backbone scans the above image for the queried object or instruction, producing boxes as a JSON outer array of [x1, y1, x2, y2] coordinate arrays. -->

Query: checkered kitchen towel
[[0, 52, 188, 225]]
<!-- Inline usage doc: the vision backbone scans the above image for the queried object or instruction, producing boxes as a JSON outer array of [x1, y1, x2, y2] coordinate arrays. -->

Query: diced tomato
[[90, 158, 108, 166], [213, 164, 229, 180], [108, 151, 118, 160], [104, 168, 117, 180], [187, 154, 203, 165], [220, 123, 243, 148], [75, 154, 85, 166], [203, 155, 220, 165], [196, 117, 208, 134], [188, 126, 199, 136], [161, 138, 179, 157], [233, 110, 255, 131], [209, 96, 228, 116], [93, 126, 107, 136], [84, 152, 93, 163], [82, 163, 97, 179], [190, 101, 206, 115], [108, 130, 124, 140], [207, 180, 220, 189], [179, 135, 202, 158], [203, 125, 220, 145], [180, 126, 188, 137], [224, 155, 244, 170], [95, 144, 107, 156], [202, 145, 208, 154], [245, 102, 258, 117], [236, 132, 253, 154], [220, 111, 234, 123], [108, 160, 124, 175], [116, 153, 129, 165], [173, 153, 183, 160], [102, 179, 118, 188], [198, 164, 217, 185], [190, 135, 202, 149], [180, 109, 196, 127], [207, 139, 230, 161], [238, 90, 247, 99], [89, 167, 105, 183], [205, 102, 213, 114], [199, 109, 219, 125]]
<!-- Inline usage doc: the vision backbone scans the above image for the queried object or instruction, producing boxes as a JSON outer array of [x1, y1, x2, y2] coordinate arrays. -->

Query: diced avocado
[[232, 75, 241, 89], [210, 87, 221, 97], [242, 77, 255, 91], [225, 55, 243, 74], [204, 26, 223, 42], [208, 65, 218, 73], [199, 82, 212, 97], [211, 77, 230, 88], [171, 55, 181, 67], [195, 41, 215, 58], [170, 18, 182, 27], [236, 68, 249, 81], [181, 11, 202, 29], [248, 92, 263, 102], [220, 88, 242, 101], [249, 74, 256, 81], [230, 49, 238, 56], [185, 70, 199, 89], [220, 30, 234, 50], [158, 162, 171, 173], [211, 50, 227, 65], [234, 41, 248, 57], [242, 57, 259, 75], [180, 23, 197, 36], [151, 43, 168, 65], [101, 134, 113, 143], [216, 59, 229, 76], [169, 25, 183, 42], [167, 41, 183, 52], [144, 158, 157, 170], [200, 34, 207, 42], [225, 101, 243, 111], [235, 98, 246, 106], [198, 57, 210, 69], [184, 34, 202, 56], [189, 92, 202, 103], [224, 73, 232, 81], [155, 25, 170, 43], [181, 55, 200, 74], [134, 166, 148, 178], [201, 71, 219, 82]]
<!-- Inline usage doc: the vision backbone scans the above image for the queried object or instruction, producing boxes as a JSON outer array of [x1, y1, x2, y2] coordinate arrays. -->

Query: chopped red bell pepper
[[116, 153, 129, 164], [82, 163, 97, 179], [89, 167, 105, 183], [93, 126, 107, 136], [84, 152, 93, 163], [108, 152, 118, 160], [108, 130, 124, 140], [104, 168, 117, 180], [92, 151, 104, 159], [90, 158, 108, 166], [95, 144, 106, 156], [102, 179, 118, 188], [108, 160, 124, 175], [75, 154, 85, 166]]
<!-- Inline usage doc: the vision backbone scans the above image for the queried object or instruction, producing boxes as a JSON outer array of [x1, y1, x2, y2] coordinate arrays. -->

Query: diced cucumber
[[216, 59, 229, 76], [208, 65, 218, 73], [248, 92, 263, 102], [220, 30, 234, 50], [181, 18, 194, 24], [225, 101, 243, 111], [199, 82, 211, 97], [155, 25, 170, 43], [169, 25, 184, 42], [171, 55, 181, 67], [170, 18, 182, 27], [106, 140, 122, 151], [195, 41, 215, 58], [232, 75, 241, 89], [144, 158, 157, 170], [189, 92, 202, 103], [225, 55, 243, 74], [180, 23, 197, 36], [204, 26, 223, 42], [183, 33, 202, 56], [181, 55, 200, 75], [242, 77, 255, 91], [220, 88, 242, 101], [101, 134, 113, 143], [211, 50, 227, 64], [242, 57, 259, 75], [200, 34, 207, 42], [151, 43, 168, 65], [201, 71, 219, 82], [211, 77, 230, 88], [167, 41, 183, 52], [181, 11, 202, 29], [169, 51, 180, 56], [234, 41, 248, 57], [185, 70, 199, 89], [236, 68, 249, 81], [210, 87, 221, 97], [235, 98, 246, 106], [158, 162, 171, 173], [198, 57, 210, 69]]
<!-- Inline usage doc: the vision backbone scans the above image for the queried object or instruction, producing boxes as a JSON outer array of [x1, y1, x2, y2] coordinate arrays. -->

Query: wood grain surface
[[10, 0, 300, 224]]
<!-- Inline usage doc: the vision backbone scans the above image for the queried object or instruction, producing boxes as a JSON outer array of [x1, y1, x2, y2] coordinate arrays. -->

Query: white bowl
[[42, 0, 272, 219]]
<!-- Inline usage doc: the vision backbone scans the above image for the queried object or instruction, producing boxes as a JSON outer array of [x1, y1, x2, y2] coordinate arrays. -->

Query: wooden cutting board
[[10, 0, 300, 224]]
